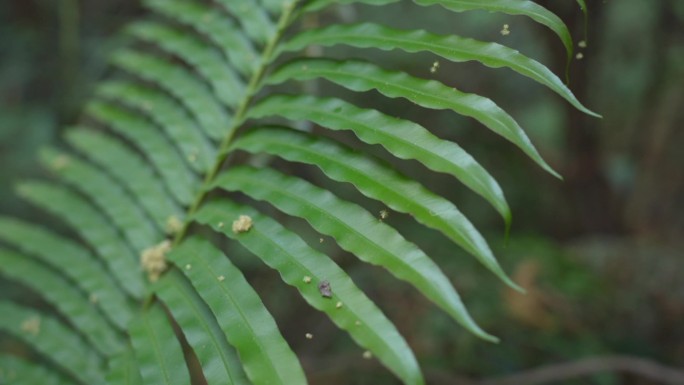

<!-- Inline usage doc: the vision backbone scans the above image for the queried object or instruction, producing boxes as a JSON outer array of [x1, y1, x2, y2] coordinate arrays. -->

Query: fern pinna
[[0, 1, 596, 384]]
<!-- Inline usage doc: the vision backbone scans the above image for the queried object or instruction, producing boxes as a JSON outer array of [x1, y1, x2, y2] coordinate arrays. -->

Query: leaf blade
[[169, 236, 308, 385], [0, 301, 105, 385], [231, 127, 519, 290], [279, 23, 596, 116], [156, 271, 250, 385], [248, 95, 511, 226], [213, 166, 496, 341], [194, 200, 425, 385], [266, 58, 560, 180], [129, 303, 191, 385]]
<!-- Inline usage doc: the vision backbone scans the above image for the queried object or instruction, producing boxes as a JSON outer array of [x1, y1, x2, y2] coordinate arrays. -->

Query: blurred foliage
[[1, 0, 682, 384]]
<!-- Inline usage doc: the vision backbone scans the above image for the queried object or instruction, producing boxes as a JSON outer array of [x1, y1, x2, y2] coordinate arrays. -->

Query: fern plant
[[0, 0, 596, 384]]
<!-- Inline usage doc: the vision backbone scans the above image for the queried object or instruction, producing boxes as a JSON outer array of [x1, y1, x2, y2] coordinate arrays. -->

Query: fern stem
[[173, 1, 301, 246]]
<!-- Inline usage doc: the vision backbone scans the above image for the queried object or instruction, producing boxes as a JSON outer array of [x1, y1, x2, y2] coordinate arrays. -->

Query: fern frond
[[0, 354, 73, 385], [1, 0, 598, 384]]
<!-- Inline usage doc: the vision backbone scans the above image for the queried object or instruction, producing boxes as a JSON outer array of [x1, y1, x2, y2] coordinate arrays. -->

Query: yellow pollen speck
[[218, 275, 225, 282], [335, 301, 343, 309], [141, 240, 172, 282], [232, 215, 253, 234], [303, 276, 312, 284], [21, 316, 41, 336]]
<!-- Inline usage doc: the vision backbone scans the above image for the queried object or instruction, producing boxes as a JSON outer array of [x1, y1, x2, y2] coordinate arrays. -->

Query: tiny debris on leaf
[[578, 40, 587, 48], [335, 301, 343, 309], [218, 222, 225, 229], [232, 215, 253, 234], [362, 350, 373, 360], [21, 316, 40, 336], [379, 209, 389, 221], [501, 24, 510, 36], [217, 275, 225, 282], [303, 276, 312, 284], [318, 280, 332, 298], [430, 61, 440, 73], [185, 264, 192, 271], [305, 333, 313, 340]]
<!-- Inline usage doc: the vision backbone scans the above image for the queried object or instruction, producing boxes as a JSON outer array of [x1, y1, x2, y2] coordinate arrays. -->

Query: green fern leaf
[[194, 199, 424, 384], [169, 237, 308, 385], [0, 0, 597, 383], [129, 303, 191, 385]]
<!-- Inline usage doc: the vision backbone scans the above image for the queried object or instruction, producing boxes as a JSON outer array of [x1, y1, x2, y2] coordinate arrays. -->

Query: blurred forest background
[[1, 0, 683, 384]]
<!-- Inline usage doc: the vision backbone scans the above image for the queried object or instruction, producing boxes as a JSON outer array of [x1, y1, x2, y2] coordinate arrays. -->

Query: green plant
[[0, 0, 596, 384]]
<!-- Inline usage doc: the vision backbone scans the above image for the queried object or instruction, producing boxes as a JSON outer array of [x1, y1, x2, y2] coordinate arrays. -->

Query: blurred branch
[[427, 355, 684, 385]]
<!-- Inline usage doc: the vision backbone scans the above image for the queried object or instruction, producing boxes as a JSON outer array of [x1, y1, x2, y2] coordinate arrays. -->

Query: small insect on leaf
[[318, 280, 332, 298]]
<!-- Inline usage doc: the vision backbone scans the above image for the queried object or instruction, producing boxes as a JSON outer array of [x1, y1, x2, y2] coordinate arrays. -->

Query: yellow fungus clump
[[141, 240, 172, 282], [232, 215, 253, 234], [165, 215, 183, 235]]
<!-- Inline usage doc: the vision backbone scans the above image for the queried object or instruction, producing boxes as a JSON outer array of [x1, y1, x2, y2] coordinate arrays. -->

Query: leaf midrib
[[172, 2, 301, 245]]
